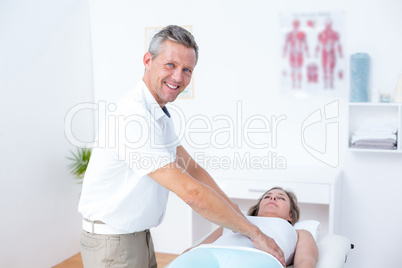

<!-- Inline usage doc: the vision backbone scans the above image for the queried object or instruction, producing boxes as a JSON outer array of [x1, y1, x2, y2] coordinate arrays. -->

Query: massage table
[[167, 220, 353, 268]]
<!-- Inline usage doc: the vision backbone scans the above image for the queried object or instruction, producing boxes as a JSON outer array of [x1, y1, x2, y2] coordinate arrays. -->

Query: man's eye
[[184, 68, 191, 73], [167, 63, 174, 67]]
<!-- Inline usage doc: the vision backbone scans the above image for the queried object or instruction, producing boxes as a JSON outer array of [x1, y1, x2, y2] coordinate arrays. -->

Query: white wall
[[0, 0, 93, 267], [3, 0, 401, 267], [88, 1, 402, 267]]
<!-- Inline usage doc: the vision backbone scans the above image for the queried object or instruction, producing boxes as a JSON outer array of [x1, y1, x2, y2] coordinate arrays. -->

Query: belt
[[82, 218, 133, 235]]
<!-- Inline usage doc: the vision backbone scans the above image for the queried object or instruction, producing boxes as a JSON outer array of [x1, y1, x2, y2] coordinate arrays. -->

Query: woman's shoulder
[[295, 228, 316, 243]]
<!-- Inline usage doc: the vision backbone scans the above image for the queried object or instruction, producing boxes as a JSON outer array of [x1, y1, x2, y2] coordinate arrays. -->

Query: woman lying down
[[168, 187, 319, 268]]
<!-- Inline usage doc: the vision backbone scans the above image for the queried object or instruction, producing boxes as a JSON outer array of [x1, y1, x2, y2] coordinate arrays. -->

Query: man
[[78, 25, 285, 267]]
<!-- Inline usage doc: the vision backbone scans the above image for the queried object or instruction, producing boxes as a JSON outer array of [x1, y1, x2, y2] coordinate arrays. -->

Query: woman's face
[[257, 189, 293, 222]]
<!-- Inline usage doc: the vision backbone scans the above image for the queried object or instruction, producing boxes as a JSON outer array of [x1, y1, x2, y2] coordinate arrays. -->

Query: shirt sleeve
[[110, 104, 179, 178]]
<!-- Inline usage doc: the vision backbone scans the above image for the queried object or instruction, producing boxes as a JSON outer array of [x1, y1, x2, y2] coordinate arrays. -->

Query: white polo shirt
[[78, 80, 180, 233]]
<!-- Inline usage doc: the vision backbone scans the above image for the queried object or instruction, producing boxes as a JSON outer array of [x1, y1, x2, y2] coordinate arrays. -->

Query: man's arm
[[148, 161, 286, 267], [175, 145, 243, 216]]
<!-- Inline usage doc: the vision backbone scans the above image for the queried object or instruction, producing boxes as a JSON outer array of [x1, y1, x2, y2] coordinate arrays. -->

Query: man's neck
[[142, 77, 166, 108]]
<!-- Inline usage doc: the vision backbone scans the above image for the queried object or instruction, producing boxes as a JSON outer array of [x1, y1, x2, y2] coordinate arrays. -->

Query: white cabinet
[[152, 167, 342, 254], [348, 103, 402, 152]]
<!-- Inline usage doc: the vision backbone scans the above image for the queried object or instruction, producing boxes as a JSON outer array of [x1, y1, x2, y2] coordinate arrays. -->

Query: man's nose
[[172, 68, 183, 82]]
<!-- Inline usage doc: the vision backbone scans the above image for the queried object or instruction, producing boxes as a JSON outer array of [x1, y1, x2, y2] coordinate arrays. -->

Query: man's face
[[143, 40, 196, 107]]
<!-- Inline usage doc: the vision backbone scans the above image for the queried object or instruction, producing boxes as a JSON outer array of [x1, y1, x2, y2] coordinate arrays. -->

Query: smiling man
[[78, 25, 285, 268], [144, 38, 196, 105]]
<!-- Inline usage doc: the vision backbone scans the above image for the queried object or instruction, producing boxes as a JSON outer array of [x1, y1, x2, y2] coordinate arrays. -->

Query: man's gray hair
[[148, 25, 199, 64]]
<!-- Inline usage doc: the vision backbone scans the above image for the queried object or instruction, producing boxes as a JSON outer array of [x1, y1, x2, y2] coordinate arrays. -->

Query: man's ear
[[143, 52, 152, 69]]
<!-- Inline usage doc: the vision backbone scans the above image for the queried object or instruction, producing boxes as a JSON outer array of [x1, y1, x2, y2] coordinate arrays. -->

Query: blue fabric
[[349, 53, 370, 102], [167, 247, 283, 268]]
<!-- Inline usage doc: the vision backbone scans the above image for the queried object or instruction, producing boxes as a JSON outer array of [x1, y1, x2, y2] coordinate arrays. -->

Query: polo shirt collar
[[139, 80, 170, 120]]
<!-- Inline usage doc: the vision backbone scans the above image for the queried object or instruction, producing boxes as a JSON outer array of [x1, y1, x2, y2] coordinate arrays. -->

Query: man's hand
[[251, 231, 286, 267]]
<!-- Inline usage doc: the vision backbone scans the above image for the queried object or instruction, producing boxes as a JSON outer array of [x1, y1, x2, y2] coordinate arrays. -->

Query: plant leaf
[[66, 147, 92, 183]]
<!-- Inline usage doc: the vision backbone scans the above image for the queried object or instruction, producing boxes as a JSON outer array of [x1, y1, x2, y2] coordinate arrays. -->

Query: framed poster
[[145, 25, 195, 99], [280, 12, 345, 97]]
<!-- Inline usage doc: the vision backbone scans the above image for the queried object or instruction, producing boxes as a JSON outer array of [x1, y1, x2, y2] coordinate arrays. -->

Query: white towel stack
[[351, 122, 398, 149]]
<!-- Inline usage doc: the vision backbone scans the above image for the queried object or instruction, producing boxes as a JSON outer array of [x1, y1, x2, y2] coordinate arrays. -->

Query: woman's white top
[[199, 216, 297, 266]]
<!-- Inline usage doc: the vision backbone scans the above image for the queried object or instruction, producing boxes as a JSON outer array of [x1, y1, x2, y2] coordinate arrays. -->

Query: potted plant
[[67, 147, 92, 184]]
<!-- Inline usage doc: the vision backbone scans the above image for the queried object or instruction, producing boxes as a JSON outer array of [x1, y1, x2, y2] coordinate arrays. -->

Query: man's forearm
[[149, 162, 256, 236], [189, 165, 243, 214], [176, 146, 242, 214]]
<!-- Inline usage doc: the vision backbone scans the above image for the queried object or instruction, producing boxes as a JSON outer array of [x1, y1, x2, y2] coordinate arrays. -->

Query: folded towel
[[351, 120, 398, 148], [355, 120, 398, 134], [354, 129, 398, 136], [351, 144, 397, 149], [351, 138, 397, 149], [351, 133, 397, 143]]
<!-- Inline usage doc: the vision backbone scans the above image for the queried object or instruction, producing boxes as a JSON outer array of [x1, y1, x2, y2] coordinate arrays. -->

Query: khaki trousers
[[80, 229, 157, 268]]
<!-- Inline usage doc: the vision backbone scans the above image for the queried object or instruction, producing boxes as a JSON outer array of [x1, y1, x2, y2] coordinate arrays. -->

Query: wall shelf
[[348, 102, 402, 153]]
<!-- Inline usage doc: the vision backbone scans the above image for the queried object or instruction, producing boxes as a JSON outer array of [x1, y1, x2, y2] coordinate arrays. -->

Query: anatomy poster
[[280, 12, 345, 96], [145, 25, 194, 99]]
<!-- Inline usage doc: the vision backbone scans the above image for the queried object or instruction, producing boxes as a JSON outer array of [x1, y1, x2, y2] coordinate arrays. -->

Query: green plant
[[67, 147, 92, 184]]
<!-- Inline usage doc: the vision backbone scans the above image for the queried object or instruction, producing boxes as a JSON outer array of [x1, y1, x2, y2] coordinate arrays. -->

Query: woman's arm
[[182, 227, 224, 253], [293, 229, 319, 268]]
